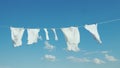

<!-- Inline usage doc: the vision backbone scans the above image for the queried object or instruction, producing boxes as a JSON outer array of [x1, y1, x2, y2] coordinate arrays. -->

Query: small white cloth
[[84, 24, 102, 44], [52, 28, 58, 40], [61, 27, 80, 52], [10, 27, 25, 47], [27, 29, 40, 45], [44, 28, 49, 40]]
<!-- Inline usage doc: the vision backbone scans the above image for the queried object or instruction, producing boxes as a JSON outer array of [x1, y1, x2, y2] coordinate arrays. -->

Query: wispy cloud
[[0, 66, 11, 68], [67, 56, 90, 62], [101, 51, 109, 54], [84, 51, 99, 55], [84, 50, 110, 55], [93, 58, 105, 64], [44, 54, 56, 62], [105, 54, 118, 62], [44, 41, 55, 51], [67, 56, 106, 64]]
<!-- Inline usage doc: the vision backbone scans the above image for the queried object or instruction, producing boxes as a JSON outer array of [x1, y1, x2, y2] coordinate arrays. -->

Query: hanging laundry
[[44, 28, 49, 40], [27, 29, 40, 45], [51, 28, 58, 40], [61, 27, 80, 52], [10, 27, 25, 47], [84, 24, 102, 44]]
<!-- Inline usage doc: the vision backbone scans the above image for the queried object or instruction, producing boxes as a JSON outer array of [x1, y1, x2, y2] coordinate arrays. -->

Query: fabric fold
[[84, 24, 102, 44], [61, 27, 80, 52], [44, 28, 49, 40], [10, 27, 25, 47], [51, 28, 58, 40], [27, 29, 40, 45]]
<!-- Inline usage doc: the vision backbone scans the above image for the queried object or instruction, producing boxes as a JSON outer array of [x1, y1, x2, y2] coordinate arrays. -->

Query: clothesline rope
[[77, 18, 120, 28], [9, 19, 119, 49], [97, 18, 120, 25], [0, 18, 120, 29]]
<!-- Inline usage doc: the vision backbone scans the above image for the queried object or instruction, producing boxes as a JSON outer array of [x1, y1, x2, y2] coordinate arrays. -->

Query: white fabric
[[84, 24, 102, 44], [44, 28, 49, 40], [61, 27, 80, 52], [10, 27, 25, 47], [27, 29, 40, 45], [52, 28, 58, 40]]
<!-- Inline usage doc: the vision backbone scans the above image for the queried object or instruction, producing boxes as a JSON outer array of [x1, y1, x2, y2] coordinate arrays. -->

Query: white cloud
[[93, 58, 105, 64], [105, 54, 117, 62], [44, 54, 56, 61], [67, 56, 90, 62], [44, 41, 55, 51]]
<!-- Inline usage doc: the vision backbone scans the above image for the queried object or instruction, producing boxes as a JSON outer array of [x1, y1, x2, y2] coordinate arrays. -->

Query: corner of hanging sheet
[[95, 23, 98, 25], [99, 41, 102, 45]]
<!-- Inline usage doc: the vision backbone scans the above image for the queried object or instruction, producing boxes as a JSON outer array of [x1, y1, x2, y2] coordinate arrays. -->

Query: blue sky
[[0, 0, 120, 68]]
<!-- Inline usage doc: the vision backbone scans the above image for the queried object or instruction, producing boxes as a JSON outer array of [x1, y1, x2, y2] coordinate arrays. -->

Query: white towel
[[27, 29, 40, 45], [84, 24, 102, 44], [61, 27, 80, 52], [10, 27, 25, 47], [51, 28, 58, 40], [44, 28, 49, 40]]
